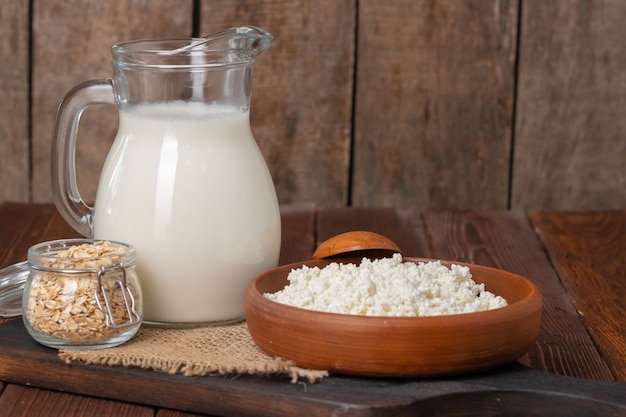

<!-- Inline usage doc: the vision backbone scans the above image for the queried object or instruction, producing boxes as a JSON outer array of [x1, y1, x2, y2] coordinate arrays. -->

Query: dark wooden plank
[[512, 0, 626, 210], [0, 203, 78, 267], [277, 205, 316, 264], [0, 0, 30, 203], [0, 384, 154, 417], [31, 0, 193, 204], [422, 210, 616, 381], [315, 206, 429, 258], [529, 210, 626, 381], [199, 0, 356, 206], [352, 0, 518, 209]]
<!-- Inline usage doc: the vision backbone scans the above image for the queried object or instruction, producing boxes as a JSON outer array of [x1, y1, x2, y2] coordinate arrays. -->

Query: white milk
[[92, 103, 281, 324]]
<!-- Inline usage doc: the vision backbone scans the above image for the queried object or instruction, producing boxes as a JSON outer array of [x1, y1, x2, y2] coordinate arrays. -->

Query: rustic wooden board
[[199, 0, 357, 206], [512, 0, 626, 210], [4, 311, 626, 417], [352, 0, 518, 209], [529, 210, 626, 380], [423, 210, 616, 381], [30, 0, 193, 204], [0, 0, 30, 203], [157, 409, 206, 417], [1, 317, 626, 417]]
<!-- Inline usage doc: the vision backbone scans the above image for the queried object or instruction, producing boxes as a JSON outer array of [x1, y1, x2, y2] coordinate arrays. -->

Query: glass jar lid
[[0, 261, 29, 318]]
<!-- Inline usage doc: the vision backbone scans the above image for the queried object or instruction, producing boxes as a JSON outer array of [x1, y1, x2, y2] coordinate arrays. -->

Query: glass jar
[[22, 239, 142, 349]]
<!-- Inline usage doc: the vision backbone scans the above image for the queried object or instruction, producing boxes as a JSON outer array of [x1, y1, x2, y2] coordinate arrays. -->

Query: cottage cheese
[[265, 254, 508, 316]]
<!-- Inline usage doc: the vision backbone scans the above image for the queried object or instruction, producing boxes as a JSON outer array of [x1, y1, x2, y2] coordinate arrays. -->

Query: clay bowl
[[245, 257, 542, 378]]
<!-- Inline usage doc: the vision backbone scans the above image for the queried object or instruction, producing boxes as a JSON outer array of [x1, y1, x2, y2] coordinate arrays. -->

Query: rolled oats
[[25, 241, 141, 343]]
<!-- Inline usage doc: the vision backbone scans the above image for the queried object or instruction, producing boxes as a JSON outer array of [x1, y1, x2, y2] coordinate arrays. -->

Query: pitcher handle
[[51, 79, 115, 238]]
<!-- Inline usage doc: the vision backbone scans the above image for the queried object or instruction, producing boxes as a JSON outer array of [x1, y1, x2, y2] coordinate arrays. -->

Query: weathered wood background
[[1, 0, 624, 210]]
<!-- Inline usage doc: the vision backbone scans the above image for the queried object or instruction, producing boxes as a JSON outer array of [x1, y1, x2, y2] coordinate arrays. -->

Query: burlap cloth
[[58, 321, 328, 383]]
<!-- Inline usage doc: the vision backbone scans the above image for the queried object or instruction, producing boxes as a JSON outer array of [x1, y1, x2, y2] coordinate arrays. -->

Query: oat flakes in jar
[[22, 239, 142, 349]]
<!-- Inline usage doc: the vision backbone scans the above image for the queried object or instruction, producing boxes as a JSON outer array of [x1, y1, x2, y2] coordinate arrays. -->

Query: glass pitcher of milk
[[51, 26, 281, 326]]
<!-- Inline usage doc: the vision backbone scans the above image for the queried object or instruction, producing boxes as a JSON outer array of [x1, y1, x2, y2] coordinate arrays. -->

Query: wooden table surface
[[0, 203, 624, 416]]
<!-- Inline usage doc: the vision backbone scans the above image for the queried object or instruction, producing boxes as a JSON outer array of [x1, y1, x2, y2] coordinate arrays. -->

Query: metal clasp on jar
[[95, 263, 141, 329]]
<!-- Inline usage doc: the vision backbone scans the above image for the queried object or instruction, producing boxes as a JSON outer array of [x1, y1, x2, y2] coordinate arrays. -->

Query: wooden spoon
[[311, 231, 402, 260]]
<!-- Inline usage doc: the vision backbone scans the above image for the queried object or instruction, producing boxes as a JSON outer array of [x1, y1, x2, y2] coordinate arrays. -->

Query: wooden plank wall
[[0, 0, 624, 210], [0, 0, 29, 202]]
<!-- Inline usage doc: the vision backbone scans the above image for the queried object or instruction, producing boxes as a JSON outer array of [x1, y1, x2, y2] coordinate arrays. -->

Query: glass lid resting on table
[[0, 261, 29, 318]]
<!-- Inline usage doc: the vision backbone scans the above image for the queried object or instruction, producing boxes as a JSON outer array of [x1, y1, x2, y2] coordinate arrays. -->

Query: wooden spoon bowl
[[311, 231, 402, 260]]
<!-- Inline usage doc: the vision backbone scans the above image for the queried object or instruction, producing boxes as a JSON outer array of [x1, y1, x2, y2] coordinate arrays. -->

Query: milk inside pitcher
[[51, 26, 281, 326]]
